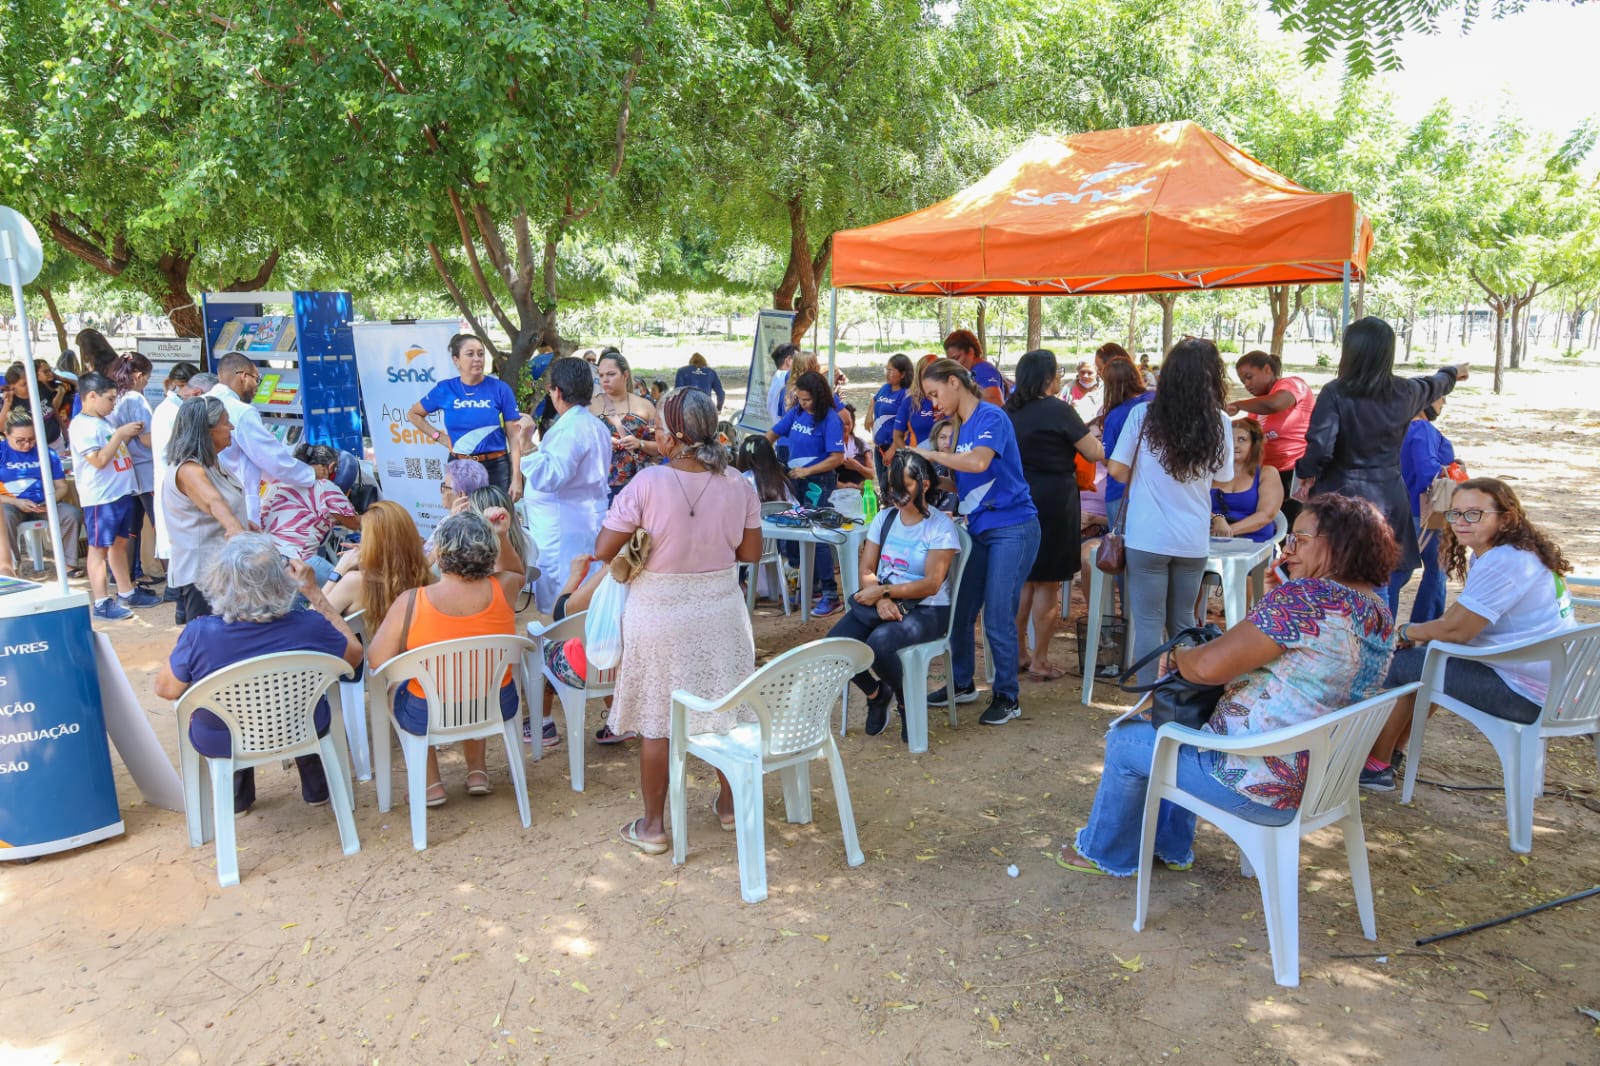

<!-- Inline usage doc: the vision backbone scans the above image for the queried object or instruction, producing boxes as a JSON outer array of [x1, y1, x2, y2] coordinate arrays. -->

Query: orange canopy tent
[[831, 121, 1373, 297]]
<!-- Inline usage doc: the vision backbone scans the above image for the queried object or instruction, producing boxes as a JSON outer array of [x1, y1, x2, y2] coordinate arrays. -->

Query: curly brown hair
[[1300, 494, 1399, 587], [1441, 478, 1569, 582]]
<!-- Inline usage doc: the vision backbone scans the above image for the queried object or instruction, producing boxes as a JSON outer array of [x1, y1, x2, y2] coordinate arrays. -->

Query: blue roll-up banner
[[0, 589, 124, 858]]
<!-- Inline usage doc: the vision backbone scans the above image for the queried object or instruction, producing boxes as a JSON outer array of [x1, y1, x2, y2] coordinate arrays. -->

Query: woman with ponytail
[[1228, 349, 1313, 527], [912, 358, 1039, 727], [595, 387, 766, 854]]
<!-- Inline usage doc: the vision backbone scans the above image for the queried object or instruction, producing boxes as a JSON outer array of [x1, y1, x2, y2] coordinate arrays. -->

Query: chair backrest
[[1294, 684, 1419, 820], [1565, 575, 1600, 609], [1271, 511, 1288, 547], [942, 524, 974, 644], [370, 634, 536, 736], [343, 609, 367, 643], [1534, 623, 1600, 729], [531, 611, 619, 689], [174, 651, 354, 759], [711, 637, 872, 760], [760, 500, 791, 518]]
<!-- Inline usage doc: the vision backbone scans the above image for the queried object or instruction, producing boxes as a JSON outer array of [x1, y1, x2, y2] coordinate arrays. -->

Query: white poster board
[[135, 336, 203, 409], [736, 309, 798, 433], [351, 320, 460, 537]]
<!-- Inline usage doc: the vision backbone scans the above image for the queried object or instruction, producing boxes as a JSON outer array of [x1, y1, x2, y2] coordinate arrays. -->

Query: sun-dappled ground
[[4, 343, 1599, 1065]]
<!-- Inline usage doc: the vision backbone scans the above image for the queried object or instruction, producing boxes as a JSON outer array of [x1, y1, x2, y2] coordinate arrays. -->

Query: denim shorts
[[392, 683, 519, 736]]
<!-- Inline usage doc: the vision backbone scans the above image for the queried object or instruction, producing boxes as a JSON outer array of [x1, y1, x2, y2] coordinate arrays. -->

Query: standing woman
[[1293, 317, 1467, 588], [1006, 350, 1105, 681], [1227, 350, 1315, 527], [673, 352, 725, 410], [1099, 356, 1153, 530], [1109, 338, 1233, 686], [164, 397, 250, 622], [891, 354, 940, 451], [868, 353, 914, 464], [596, 388, 765, 854], [766, 370, 846, 615], [1387, 397, 1456, 621], [108, 353, 158, 584], [151, 363, 205, 611], [589, 351, 664, 501], [912, 359, 1039, 726], [943, 329, 1007, 404], [407, 333, 525, 500]]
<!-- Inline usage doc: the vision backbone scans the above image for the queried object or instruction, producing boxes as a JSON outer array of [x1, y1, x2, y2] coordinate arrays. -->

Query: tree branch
[[45, 213, 130, 276], [444, 190, 518, 338], [565, 0, 656, 225], [427, 241, 499, 358], [219, 249, 281, 291]]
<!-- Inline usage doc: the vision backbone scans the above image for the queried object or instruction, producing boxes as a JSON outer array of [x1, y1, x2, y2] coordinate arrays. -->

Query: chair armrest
[[1151, 721, 1311, 760], [1421, 635, 1563, 669], [670, 688, 725, 717]]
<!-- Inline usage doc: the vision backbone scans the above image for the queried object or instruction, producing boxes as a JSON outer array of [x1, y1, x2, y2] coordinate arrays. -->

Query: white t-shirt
[[1110, 403, 1233, 557], [766, 369, 790, 423], [869, 506, 960, 608], [70, 413, 137, 507], [1458, 544, 1577, 703]]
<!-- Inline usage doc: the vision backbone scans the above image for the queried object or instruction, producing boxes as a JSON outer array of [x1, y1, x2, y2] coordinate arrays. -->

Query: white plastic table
[[761, 519, 869, 621], [1079, 536, 1276, 705]]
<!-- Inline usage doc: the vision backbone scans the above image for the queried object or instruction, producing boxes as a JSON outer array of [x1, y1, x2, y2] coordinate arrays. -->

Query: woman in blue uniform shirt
[[868, 353, 913, 463], [406, 333, 525, 499], [912, 358, 1039, 727], [767, 370, 846, 615], [891, 354, 939, 452]]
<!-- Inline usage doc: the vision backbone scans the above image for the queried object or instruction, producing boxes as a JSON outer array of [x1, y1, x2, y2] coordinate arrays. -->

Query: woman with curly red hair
[[1361, 477, 1576, 791]]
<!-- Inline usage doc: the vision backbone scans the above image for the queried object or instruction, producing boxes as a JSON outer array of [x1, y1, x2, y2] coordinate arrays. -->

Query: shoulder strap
[[1113, 424, 1142, 535], [399, 588, 419, 651]]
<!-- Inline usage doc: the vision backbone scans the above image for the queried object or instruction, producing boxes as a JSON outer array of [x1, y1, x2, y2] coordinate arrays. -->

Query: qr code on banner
[[425, 458, 443, 480], [405, 458, 423, 480]]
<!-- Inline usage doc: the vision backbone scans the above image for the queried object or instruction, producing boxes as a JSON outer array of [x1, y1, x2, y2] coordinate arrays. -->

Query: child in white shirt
[[70, 372, 161, 620]]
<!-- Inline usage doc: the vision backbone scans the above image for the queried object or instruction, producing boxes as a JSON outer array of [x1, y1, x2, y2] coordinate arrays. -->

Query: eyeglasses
[[1283, 530, 1322, 552], [9, 437, 36, 449], [1444, 508, 1502, 524]]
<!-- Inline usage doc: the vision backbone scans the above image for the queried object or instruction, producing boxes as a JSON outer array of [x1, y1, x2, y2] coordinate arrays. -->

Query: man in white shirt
[[520, 357, 612, 612], [766, 342, 797, 423], [209, 352, 315, 524]]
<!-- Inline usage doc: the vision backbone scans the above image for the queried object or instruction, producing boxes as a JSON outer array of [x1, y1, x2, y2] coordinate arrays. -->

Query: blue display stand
[[0, 584, 124, 859]]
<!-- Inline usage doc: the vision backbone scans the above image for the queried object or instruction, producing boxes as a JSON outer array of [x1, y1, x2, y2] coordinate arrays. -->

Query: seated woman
[[827, 451, 958, 740], [1210, 418, 1283, 543], [322, 500, 432, 625], [1361, 477, 1575, 792], [365, 509, 525, 806], [261, 443, 361, 581], [1059, 494, 1398, 876], [734, 435, 794, 506], [835, 404, 877, 487], [154, 533, 363, 814], [538, 552, 638, 745]]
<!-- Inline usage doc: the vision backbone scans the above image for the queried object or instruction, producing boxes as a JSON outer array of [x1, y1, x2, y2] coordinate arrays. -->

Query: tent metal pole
[[1341, 263, 1351, 336], [828, 287, 837, 380]]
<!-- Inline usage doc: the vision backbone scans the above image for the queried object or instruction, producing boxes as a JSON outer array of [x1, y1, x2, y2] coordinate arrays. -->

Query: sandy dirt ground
[[4, 346, 1599, 1065]]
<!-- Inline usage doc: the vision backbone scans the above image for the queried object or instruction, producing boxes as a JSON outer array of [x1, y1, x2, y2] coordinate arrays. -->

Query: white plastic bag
[[584, 574, 628, 670], [830, 487, 865, 522]]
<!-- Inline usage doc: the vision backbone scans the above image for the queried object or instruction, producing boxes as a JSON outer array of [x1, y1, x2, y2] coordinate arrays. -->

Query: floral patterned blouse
[[1203, 578, 1396, 810], [604, 410, 656, 491]]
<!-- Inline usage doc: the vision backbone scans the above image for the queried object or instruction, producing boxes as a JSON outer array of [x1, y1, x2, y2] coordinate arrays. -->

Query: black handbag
[[1118, 624, 1226, 730]]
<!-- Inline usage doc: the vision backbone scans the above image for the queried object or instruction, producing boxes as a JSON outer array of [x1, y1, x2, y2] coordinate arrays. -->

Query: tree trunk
[[1267, 286, 1289, 356], [975, 298, 988, 353], [1354, 276, 1366, 320], [772, 195, 831, 346], [1126, 294, 1140, 352], [1151, 292, 1178, 355], [1508, 299, 1523, 370], [1462, 297, 1470, 345], [1492, 302, 1506, 394], [39, 288, 67, 354], [1026, 296, 1042, 349]]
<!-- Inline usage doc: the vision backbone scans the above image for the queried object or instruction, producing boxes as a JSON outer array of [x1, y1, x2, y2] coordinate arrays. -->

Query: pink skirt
[[607, 567, 756, 739]]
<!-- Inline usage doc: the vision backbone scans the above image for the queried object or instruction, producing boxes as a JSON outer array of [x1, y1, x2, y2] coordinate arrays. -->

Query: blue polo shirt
[[870, 384, 906, 447], [894, 394, 938, 447], [771, 406, 845, 467], [420, 376, 521, 455], [1103, 391, 1153, 504], [0, 440, 64, 504], [971, 358, 1007, 399], [953, 402, 1036, 535]]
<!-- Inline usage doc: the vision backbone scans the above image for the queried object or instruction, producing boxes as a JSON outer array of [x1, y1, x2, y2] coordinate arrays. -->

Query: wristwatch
[[327, 571, 342, 584]]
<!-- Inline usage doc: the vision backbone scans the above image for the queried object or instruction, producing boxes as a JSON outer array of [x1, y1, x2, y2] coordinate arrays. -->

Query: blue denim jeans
[[1386, 533, 1446, 623], [1074, 719, 1296, 877], [951, 517, 1040, 701], [828, 598, 950, 698]]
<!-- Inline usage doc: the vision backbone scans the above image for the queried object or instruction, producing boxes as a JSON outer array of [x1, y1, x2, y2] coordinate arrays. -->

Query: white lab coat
[[150, 391, 181, 559], [519, 406, 612, 612], [207, 384, 315, 523]]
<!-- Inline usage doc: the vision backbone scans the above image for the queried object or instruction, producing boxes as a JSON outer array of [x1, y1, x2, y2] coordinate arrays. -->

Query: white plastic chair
[[174, 651, 361, 887], [1400, 625, 1600, 853], [892, 524, 973, 753], [1133, 683, 1417, 986], [367, 634, 537, 850], [340, 609, 373, 782], [18, 519, 47, 571], [747, 500, 792, 614], [669, 637, 873, 903], [526, 612, 619, 792]]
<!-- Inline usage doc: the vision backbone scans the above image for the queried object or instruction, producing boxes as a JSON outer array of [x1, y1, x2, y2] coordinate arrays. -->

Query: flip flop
[[425, 781, 447, 808], [466, 770, 492, 796], [710, 799, 735, 832], [1054, 850, 1107, 875], [618, 818, 669, 855], [595, 725, 637, 745], [1027, 667, 1067, 682]]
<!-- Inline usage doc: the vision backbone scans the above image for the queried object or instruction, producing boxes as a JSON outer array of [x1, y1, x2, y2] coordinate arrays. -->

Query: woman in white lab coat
[[520, 357, 613, 613]]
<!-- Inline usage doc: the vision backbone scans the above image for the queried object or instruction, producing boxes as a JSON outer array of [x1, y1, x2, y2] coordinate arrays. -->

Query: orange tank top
[[404, 580, 516, 697]]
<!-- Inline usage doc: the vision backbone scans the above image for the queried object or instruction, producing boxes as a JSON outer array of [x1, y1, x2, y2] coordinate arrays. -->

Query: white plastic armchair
[[746, 500, 793, 615], [174, 651, 361, 887], [340, 609, 373, 782], [1133, 683, 1417, 987], [1400, 625, 1600, 853], [891, 524, 974, 753], [367, 634, 537, 850], [525, 611, 619, 792], [669, 637, 873, 903]]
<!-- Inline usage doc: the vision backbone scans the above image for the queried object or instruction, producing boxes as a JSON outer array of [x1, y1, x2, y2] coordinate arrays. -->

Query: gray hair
[[660, 386, 729, 473], [467, 485, 529, 568], [432, 511, 499, 581], [199, 533, 297, 624], [189, 372, 220, 392], [166, 396, 227, 467]]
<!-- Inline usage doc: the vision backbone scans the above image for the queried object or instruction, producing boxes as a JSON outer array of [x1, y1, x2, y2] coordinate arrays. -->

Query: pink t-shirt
[[603, 465, 761, 574], [261, 479, 358, 560], [1250, 375, 1313, 470]]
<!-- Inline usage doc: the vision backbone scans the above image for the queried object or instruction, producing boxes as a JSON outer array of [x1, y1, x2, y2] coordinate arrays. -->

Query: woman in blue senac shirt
[[868, 353, 913, 463], [406, 333, 525, 499], [891, 354, 939, 453], [912, 359, 1039, 727], [0, 410, 82, 576], [767, 370, 846, 615]]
